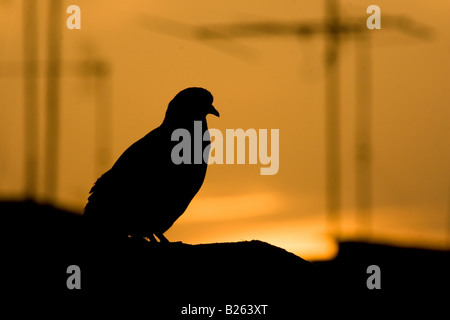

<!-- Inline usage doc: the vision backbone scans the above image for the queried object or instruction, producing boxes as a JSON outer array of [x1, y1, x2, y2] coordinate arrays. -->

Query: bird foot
[[168, 241, 184, 248], [167, 240, 183, 245], [159, 240, 184, 248]]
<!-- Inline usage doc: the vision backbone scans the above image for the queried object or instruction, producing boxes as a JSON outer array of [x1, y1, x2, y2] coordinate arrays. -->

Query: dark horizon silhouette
[[2, 199, 449, 317], [83, 87, 219, 243]]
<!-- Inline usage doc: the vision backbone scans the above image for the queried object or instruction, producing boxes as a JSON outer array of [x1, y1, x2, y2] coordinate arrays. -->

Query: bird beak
[[209, 105, 220, 117]]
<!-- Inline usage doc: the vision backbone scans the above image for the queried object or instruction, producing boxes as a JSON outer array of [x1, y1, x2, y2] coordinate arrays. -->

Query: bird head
[[164, 87, 220, 125]]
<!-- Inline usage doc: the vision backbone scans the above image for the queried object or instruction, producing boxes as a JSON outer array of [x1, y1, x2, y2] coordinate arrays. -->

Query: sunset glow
[[1, 0, 449, 261]]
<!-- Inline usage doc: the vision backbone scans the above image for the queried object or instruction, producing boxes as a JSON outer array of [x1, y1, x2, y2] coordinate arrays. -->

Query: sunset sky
[[1, 0, 449, 260]]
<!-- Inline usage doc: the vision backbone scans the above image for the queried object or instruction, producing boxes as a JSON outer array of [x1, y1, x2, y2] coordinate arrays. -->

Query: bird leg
[[155, 233, 169, 244], [146, 233, 159, 243]]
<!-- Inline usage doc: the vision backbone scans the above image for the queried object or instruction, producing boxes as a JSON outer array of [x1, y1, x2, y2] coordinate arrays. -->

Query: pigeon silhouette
[[84, 87, 219, 243]]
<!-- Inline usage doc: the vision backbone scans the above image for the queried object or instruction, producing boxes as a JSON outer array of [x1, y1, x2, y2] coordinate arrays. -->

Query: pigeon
[[83, 87, 219, 243]]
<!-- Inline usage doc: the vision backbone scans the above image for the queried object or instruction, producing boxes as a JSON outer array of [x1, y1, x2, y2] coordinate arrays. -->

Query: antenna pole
[[23, 0, 39, 201], [44, 0, 63, 203], [355, 31, 372, 239], [325, 0, 342, 239]]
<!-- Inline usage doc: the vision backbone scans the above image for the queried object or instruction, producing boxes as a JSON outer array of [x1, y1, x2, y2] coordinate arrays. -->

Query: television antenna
[[142, 1, 432, 239]]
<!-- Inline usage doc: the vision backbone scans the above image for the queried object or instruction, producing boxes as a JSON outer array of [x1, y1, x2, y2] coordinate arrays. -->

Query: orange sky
[[1, 0, 449, 260]]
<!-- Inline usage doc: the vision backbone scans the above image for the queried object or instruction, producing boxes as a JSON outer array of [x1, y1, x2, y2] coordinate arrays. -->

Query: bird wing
[[84, 126, 175, 216]]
